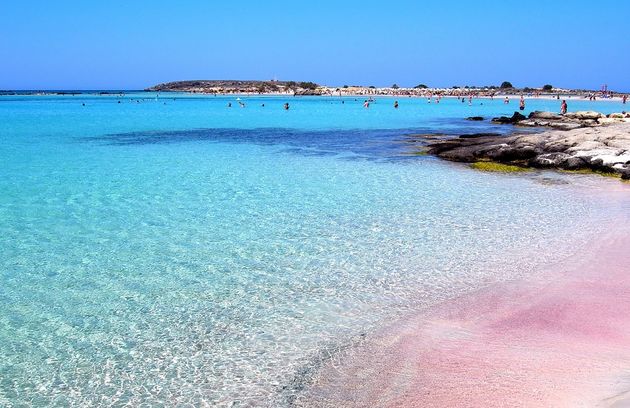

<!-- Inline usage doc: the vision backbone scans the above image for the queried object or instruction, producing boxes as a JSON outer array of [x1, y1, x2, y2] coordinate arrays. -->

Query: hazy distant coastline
[[2, 80, 627, 100]]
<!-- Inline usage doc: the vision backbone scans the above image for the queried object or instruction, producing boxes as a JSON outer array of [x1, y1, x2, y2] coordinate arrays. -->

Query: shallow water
[[1, 94, 628, 406]]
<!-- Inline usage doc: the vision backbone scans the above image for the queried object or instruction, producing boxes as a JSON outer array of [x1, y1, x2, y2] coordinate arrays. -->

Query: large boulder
[[529, 111, 562, 120], [568, 111, 605, 120], [598, 117, 625, 125]]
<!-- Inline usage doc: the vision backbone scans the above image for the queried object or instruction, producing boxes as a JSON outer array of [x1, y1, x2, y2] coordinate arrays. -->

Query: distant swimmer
[[519, 96, 525, 111], [504, 96, 509, 104], [363, 100, 369, 108], [342, 100, 345, 104], [394, 101, 399, 108], [117, 100, 121, 103], [238, 101, 245, 108], [82, 103, 85, 106], [560, 99, 568, 115], [261, 103, 265, 107], [284, 102, 290, 110], [623, 95, 628, 104], [227, 102, 232, 107]]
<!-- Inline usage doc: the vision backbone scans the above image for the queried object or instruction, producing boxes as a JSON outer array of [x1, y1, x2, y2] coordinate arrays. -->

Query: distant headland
[[145, 80, 320, 95]]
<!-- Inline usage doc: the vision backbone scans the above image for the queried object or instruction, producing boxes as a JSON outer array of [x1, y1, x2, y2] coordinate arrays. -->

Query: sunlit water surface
[[1, 94, 629, 406]]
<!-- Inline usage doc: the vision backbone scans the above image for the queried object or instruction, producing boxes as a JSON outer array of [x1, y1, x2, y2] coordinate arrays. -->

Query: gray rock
[[549, 122, 583, 131], [427, 122, 630, 179], [529, 111, 562, 120], [569, 111, 605, 120]]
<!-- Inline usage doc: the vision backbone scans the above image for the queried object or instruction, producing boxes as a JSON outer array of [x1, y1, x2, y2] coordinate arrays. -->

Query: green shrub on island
[[392, 84, 400, 89], [500, 81, 513, 89], [414, 84, 428, 89], [543, 84, 553, 91], [299, 81, 318, 90]]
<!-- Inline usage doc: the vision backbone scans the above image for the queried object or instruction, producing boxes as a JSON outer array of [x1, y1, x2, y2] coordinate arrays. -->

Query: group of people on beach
[[219, 93, 623, 115]]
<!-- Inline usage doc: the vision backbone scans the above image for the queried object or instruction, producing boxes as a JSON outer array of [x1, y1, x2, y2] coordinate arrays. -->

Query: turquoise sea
[[1, 93, 629, 406]]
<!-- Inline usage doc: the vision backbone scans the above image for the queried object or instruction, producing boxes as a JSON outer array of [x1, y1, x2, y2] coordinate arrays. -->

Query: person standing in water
[[284, 102, 289, 110], [363, 100, 369, 108], [519, 95, 525, 111], [560, 99, 568, 115], [394, 101, 399, 109], [623, 94, 628, 104], [504, 96, 509, 104]]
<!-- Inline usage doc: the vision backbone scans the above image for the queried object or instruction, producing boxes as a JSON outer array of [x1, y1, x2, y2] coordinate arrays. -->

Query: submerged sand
[[296, 188, 630, 407]]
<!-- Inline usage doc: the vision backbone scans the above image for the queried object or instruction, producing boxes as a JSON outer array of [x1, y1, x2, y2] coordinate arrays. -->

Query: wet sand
[[296, 190, 630, 407]]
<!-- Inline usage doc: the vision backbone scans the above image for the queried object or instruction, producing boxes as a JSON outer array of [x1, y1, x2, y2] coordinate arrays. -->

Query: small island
[[145, 79, 321, 95]]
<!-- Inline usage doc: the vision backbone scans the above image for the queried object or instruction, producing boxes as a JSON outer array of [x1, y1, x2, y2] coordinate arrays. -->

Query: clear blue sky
[[1, 0, 628, 91]]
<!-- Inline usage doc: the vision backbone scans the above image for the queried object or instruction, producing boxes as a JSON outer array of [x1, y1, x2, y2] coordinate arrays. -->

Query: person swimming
[[227, 102, 232, 107], [363, 100, 369, 108], [394, 101, 399, 108], [284, 102, 289, 110]]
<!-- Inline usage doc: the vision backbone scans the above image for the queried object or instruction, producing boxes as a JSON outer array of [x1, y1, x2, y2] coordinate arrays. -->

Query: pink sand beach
[[299, 187, 630, 407]]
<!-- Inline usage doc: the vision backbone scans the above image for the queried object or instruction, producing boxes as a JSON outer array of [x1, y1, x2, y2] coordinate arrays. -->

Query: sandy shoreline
[[296, 186, 630, 407]]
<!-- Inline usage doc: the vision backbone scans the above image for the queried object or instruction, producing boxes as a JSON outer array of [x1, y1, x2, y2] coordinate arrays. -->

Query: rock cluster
[[428, 121, 630, 179], [491, 110, 630, 130]]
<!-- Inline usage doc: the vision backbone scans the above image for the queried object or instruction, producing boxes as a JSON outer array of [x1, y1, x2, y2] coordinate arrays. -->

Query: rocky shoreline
[[430, 111, 630, 179]]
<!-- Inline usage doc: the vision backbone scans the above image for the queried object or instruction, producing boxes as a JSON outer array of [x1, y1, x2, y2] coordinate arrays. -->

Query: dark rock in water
[[466, 116, 484, 121], [491, 112, 527, 124], [512, 111, 527, 122], [564, 156, 587, 169]]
